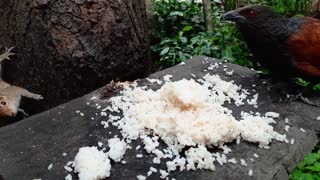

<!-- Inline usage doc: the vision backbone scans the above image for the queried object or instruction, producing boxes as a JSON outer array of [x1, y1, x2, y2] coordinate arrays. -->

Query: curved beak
[[220, 10, 245, 21]]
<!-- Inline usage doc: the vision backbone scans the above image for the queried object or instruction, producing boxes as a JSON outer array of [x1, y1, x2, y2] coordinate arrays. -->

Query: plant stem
[[202, 0, 213, 32]]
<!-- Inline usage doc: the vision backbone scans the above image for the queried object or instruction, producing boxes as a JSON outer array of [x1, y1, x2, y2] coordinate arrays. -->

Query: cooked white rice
[[73, 147, 111, 180], [71, 66, 291, 179], [48, 163, 53, 171], [107, 138, 127, 162]]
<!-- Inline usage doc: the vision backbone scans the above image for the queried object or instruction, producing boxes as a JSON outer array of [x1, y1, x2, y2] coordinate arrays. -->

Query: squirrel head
[[0, 96, 17, 117]]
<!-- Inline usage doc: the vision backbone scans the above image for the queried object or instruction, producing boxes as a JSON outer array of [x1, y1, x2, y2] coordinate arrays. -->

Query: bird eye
[[247, 10, 256, 17], [1, 102, 6, 105]]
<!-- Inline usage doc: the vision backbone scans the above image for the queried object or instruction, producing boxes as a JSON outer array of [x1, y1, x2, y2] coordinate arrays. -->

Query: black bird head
[[221, 5, 281, 25]]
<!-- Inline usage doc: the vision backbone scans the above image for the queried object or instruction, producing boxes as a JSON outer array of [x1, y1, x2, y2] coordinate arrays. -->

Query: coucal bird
[[221, 5, 320, 106]]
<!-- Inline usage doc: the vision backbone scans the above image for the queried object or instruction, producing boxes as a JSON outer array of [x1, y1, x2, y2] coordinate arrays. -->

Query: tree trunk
[[0, 0, 150, 115], [312, 0, 320, 12], [202, 0, 213, 32]]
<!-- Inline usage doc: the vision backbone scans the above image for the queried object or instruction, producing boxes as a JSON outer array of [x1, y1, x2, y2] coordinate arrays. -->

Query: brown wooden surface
[[0, 56, 318, 180]]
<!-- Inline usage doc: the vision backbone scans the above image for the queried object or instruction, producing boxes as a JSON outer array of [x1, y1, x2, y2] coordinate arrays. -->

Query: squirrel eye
[[1, 102, 6, 105], [248, 10, 256, 17]]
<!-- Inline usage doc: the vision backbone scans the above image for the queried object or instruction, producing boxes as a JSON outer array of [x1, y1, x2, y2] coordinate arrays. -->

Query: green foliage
[[153, 24, 253, 67], [151, 0, 253, 68], [150, 0, 313, 69], [296, 78, 320, 90], [225, 0, 312, 16], [265, 0, 312, 16], [151, 0, 204, 41], [290, 147, 320, 180]]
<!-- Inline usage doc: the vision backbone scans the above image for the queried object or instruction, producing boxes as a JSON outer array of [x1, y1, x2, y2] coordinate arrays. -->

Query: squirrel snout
[[0, 108, 17, 117]]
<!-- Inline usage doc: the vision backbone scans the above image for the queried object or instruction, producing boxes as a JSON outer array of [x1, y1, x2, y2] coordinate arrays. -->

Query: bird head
[[221, 5, 281, 25]]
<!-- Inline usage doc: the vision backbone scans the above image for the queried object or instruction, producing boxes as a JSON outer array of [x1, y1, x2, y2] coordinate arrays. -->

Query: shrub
[[224, 0, 312, 16], [151, 1, 253, 69], [150, 0, 314, 69], [290, 146, 320, 180], [150, 0, 205, 41]]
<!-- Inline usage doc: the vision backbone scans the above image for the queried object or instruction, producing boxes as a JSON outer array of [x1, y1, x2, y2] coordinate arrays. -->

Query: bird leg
[[278, 93, 320, 107], [275, 82, 320, 107], [298, 84, 320, 107]]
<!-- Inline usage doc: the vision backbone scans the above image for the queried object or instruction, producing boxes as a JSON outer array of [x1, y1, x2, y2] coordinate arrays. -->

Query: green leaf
[[180, 37, 188, 43], [160, 47, 170, 55], [313, 162, 320, 168], [178, 31, 184, 38], [182, 26, 193, 32], [224, 47, 233, 59], [292, 170, 303, 178], [169, 11, 184, 16], [296, 78, 309, 87], [305, 166, 320, 172], [313, 84, 320, 91], [297, 173, 316, 180], [178, 52, 186, 61], [303, 153, 320, 166]]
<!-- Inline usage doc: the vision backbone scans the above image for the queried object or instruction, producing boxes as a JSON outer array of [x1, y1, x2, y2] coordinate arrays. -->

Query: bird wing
[[293, 62, 320, 77], [287, 17, 320, 77]]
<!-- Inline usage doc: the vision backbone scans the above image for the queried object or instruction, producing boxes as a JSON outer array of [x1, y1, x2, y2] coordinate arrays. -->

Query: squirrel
[[0, 47, 43, 117]]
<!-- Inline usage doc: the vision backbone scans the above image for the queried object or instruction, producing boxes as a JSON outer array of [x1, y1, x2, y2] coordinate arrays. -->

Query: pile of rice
[[109, 76, 287, 149], [67, 69, 290, 179], [73, 147, 111, 180]]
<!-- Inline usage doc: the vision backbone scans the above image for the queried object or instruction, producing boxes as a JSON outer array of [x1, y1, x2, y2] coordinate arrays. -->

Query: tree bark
[[202, 0, 213, 32], [312, 0, 320, 12], [0, 0, 150, 115]]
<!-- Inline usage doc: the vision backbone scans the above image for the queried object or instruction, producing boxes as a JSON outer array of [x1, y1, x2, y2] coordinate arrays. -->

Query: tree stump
[[0, 0, 150, 115], [0, 56, 318, 179]]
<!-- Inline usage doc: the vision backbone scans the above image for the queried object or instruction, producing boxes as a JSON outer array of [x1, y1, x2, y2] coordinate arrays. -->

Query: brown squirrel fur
[[0, 47, 43, 117]]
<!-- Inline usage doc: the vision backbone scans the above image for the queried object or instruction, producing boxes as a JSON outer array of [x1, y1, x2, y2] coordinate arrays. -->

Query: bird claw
[[0, 47, 15, 62], [275, 93, 320, 107], [297, 95, 320, 107]]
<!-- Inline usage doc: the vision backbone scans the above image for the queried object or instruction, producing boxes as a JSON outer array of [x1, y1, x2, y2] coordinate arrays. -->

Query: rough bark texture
[[312, 0, 320, 12], [202, 0, 213, 32], [0, 56, 319, 180], [0, 0, 150, 115]]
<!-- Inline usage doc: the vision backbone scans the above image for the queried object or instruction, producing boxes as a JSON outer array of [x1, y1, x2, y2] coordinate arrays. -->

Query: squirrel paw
[[0, 47, 15, 62], [18, 108, 29, 117], [32, 94, 44, 100]]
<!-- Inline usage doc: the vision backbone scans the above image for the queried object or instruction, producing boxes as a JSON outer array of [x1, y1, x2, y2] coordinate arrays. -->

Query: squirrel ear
[[0, 96, 4, 100]]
